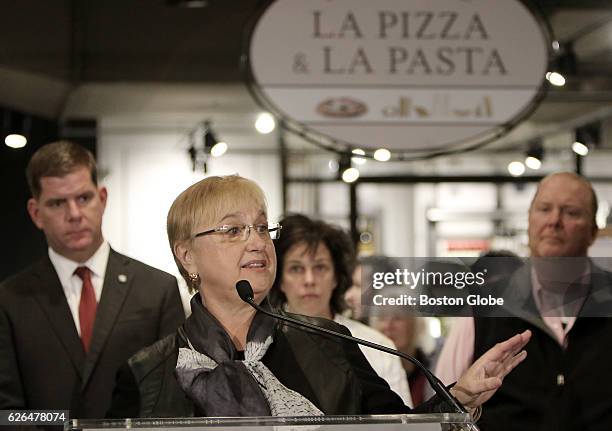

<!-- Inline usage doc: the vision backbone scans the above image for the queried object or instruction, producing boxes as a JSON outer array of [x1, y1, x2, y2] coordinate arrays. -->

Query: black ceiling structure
[[0, 1, 611, 86]]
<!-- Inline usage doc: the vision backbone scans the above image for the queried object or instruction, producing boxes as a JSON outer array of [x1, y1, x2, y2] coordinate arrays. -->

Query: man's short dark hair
[[270, 214, 356, 315], [26, 141, 98, 198]]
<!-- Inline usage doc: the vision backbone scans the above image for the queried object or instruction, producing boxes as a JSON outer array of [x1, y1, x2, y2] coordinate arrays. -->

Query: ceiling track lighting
[[573, 122, 601, 157], [2, 109, 30, 149], [524, 139, 544, 170], [572, 141, 589, 157], [351, 148, 367, 166], [342, 167, 360, 183], [337, 152, 360, 183], [187, 120, 228, 173], [546, 42, 576, 87]]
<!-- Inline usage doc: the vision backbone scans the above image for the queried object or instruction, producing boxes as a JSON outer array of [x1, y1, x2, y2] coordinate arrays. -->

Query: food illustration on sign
[[316, 97, 368, 118]]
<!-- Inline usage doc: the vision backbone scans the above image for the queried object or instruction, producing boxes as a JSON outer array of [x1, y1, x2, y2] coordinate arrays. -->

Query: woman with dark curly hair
[[269, 214, 413, 405]]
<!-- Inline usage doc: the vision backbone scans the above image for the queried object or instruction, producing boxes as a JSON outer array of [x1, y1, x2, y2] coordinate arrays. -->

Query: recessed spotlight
[[255, 113, 276, 134], [525, 156, 541, 170], [5, 134, 27, 149], [211, 141, 227, 157], [572, 141, 589, 156], [373, 148, 391, 162], [351, 148, 367, 165], [546, 71, 565, 87], [341, 167, 360, 183], [508, 161, 525, 177]]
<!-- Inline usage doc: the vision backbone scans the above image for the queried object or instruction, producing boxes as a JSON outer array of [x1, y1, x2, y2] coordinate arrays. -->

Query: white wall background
[[95, 116, 281, 311]]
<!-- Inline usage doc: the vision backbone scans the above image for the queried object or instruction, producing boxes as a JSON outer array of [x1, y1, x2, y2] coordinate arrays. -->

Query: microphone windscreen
[[236, 280, 254, 302]]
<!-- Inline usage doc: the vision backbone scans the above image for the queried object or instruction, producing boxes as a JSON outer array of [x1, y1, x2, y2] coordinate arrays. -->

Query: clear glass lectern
[[65, 413, 478, 431]]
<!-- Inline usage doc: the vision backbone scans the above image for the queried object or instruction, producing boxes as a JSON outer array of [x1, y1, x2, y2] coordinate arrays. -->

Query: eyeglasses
[[194, 223, 282, 243]]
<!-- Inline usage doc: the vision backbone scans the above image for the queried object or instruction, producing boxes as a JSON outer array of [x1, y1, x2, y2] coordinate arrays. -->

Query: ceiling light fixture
[[373, 148, 391, 162], [3, 110, 30, 149], [255, 112, 276, 134], [5, 133, 27, 149], [337, 153, 359, 183], [525, 156, 542, 170], [351, 148, 367, 165], [546, 71, 566, 87], [508, 161, 525, 177], [187, 120, 228, 172], [572, 122, 600, 157], [210, 141, 227, 157], [524, 139, 544, 170], [546, 42, 576, 87], [572, 141, 589, 156], [341, 167, 360, 183]]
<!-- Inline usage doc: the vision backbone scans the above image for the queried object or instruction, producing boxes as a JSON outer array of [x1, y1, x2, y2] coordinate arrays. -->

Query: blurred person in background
[[371, 315, 438, 406], [344, 263, 365, 321], [470, 250, 523, 285], [345, 255, 400, 323]]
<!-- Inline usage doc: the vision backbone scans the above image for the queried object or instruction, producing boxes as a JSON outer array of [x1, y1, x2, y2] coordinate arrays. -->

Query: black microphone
[[235, 280, 467, 414]]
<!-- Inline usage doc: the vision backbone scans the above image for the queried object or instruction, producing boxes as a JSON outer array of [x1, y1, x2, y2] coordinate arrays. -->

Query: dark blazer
[[0, 249, 186, 418], [473, 261, 612, 431]]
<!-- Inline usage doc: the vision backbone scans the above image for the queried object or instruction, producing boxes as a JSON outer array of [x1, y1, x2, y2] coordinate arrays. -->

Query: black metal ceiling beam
[[286, 174, 612, 184]]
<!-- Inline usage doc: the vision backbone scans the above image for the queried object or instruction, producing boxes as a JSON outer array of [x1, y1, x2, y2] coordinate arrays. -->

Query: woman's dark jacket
[[108, 310, 448, 418]]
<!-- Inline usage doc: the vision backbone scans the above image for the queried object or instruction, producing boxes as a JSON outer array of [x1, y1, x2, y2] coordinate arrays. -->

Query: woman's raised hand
[[450, 330, 531, 410]]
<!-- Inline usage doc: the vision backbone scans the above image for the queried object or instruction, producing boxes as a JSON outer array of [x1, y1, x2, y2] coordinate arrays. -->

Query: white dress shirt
[[48, 241, 110, 336]]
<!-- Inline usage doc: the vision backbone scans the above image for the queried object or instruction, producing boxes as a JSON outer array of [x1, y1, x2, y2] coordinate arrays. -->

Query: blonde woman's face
[[186, 204, 277, 305]]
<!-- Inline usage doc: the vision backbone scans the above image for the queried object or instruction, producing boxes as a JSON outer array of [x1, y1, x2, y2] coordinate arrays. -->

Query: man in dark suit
[[0, 141, 185, 419]]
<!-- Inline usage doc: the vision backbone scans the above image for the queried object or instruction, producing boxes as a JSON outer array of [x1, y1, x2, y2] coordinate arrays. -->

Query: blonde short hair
[[167, 175, 267, 292]]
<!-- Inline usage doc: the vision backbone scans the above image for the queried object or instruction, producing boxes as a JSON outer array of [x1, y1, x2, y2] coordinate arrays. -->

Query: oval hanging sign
[[246, 0, 550, 155]]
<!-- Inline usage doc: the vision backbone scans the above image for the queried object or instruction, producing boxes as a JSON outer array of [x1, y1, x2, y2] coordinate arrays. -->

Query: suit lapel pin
[[118, 274, 127, 283]]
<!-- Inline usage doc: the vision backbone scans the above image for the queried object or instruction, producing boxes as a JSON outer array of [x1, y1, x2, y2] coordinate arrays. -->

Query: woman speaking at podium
[[108, 175, 530, 419]]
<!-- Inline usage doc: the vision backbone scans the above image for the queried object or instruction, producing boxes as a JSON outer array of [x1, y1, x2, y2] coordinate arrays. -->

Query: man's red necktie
[[75, 266, 97, 353]]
